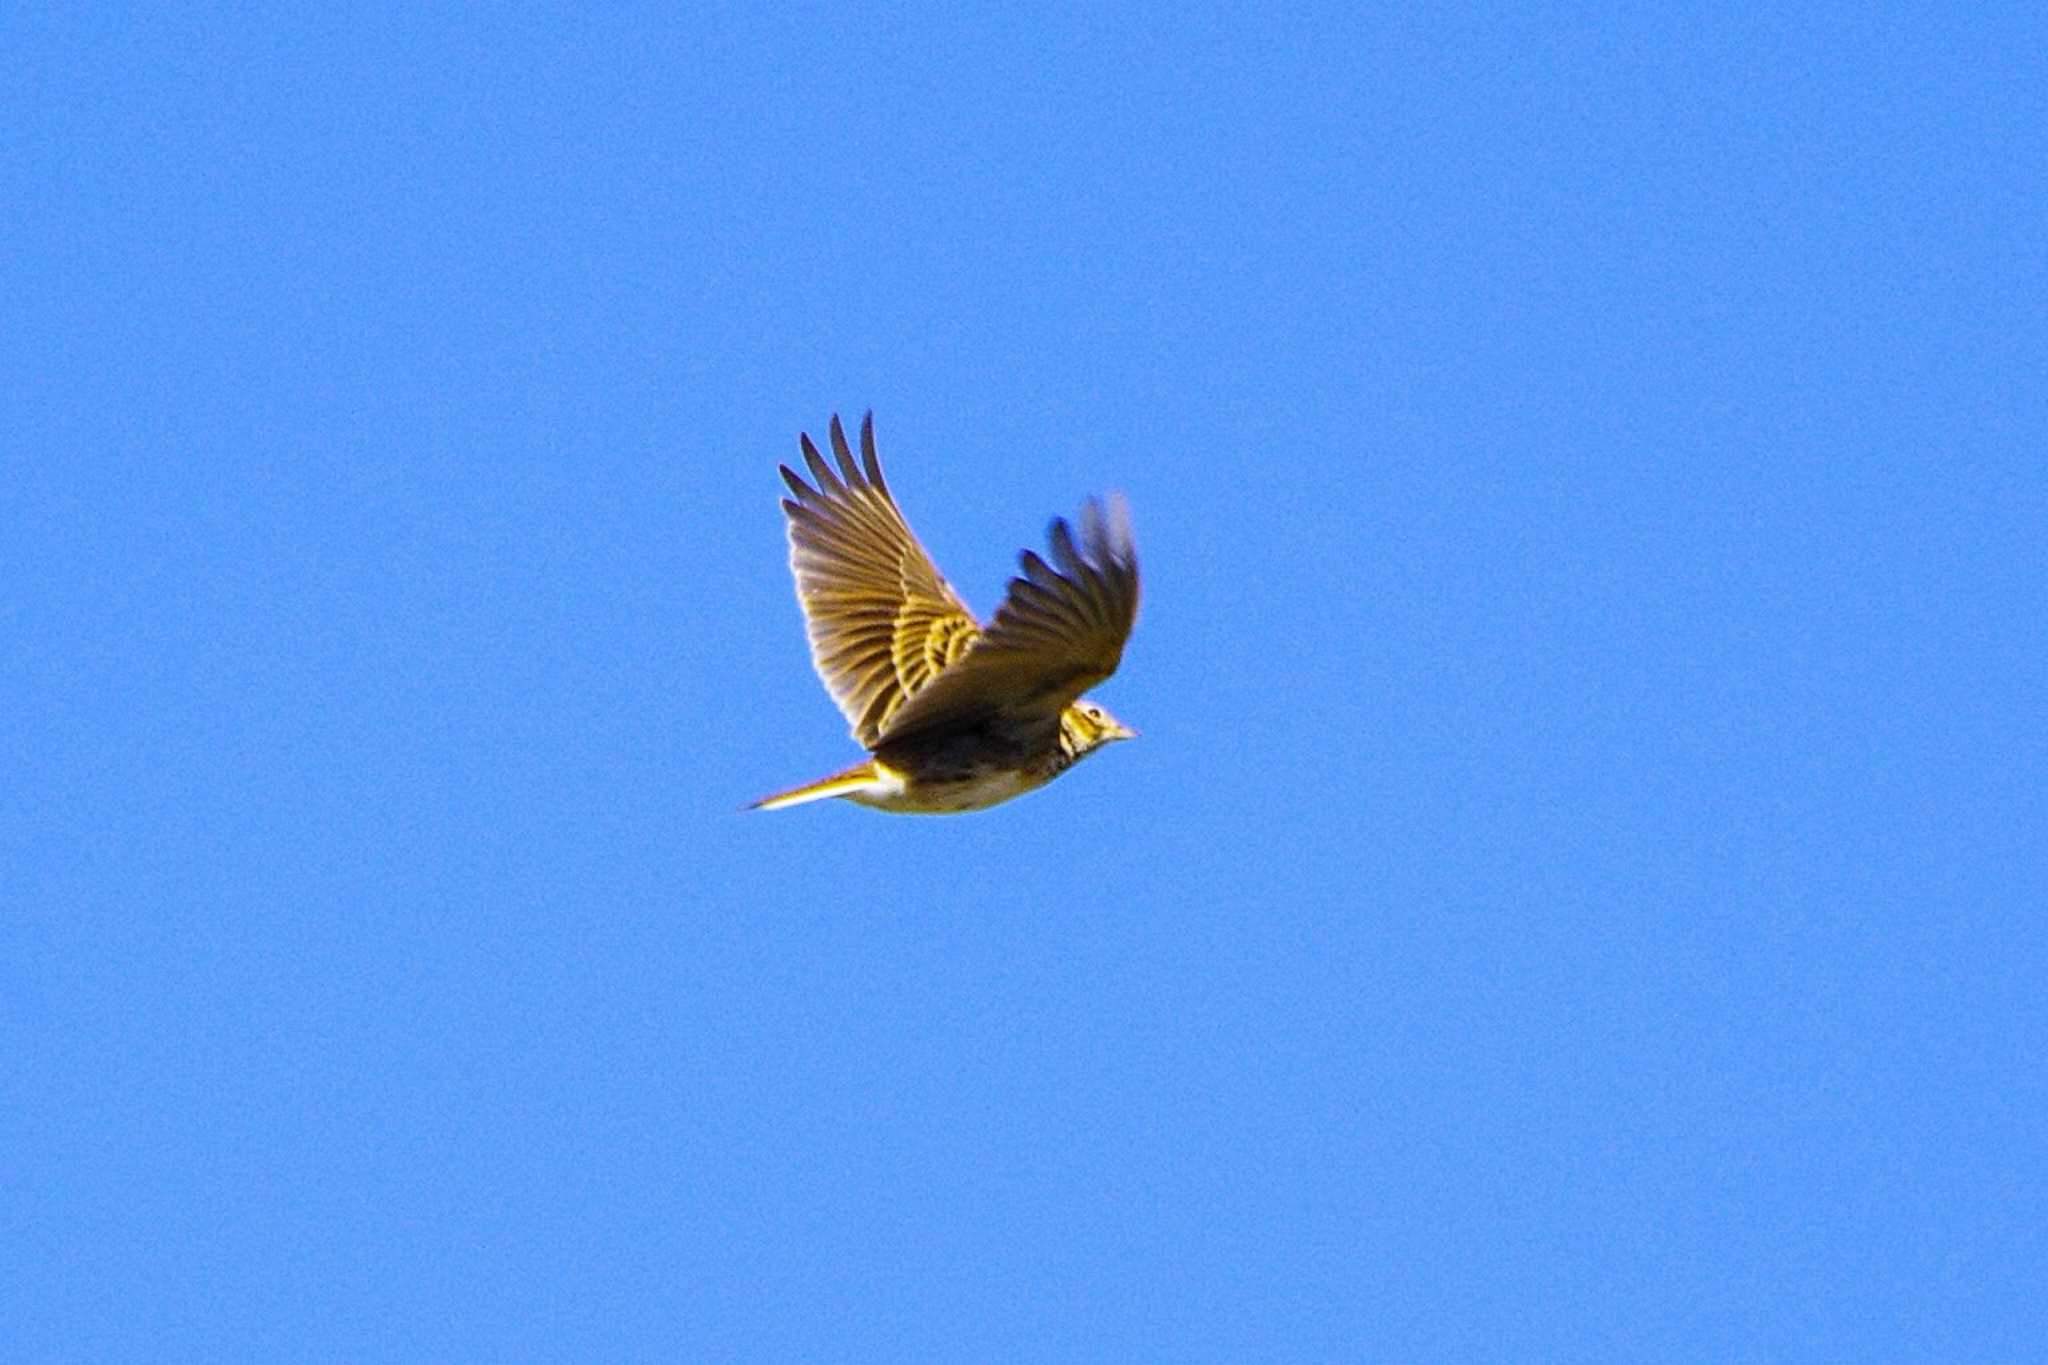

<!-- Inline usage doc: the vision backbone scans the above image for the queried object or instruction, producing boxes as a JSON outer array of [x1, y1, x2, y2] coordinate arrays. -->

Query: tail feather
[[747, 761, 884, 812]]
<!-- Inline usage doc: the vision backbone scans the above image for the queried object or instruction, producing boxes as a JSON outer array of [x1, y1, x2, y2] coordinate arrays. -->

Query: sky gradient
[[8, 5, 2045, 1360]]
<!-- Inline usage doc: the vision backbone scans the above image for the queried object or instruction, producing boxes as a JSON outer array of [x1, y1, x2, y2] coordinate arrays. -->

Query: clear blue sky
[[8, 5, 2044, 1360]]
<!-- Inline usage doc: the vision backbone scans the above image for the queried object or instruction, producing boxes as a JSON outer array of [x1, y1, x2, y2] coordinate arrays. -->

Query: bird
[[750, 412, 1139, 815]]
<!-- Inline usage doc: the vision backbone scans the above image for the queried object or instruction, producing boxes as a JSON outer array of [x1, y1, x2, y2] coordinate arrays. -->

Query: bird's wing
[[877, 492, 1138, 746], [779, 412, 983, 747]]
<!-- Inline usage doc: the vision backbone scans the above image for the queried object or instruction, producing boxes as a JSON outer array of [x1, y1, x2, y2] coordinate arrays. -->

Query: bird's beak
[[1111, 722, 1139, 742]]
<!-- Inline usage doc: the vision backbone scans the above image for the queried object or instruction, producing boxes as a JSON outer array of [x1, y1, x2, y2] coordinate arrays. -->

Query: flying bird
[[751, 413, 1139, 814]]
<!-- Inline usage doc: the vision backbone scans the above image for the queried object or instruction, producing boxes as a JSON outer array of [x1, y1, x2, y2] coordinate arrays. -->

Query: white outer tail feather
[[748, 762, 896, 811]]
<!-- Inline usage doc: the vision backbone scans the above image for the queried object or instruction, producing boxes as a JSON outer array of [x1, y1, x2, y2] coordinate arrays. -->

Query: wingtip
[[1098, 490, 1135, 564], [1045, 514, 1083, 574], [859, 410, 886, 488], [797, 429, 842, 492], [827, 412, 863, 483]]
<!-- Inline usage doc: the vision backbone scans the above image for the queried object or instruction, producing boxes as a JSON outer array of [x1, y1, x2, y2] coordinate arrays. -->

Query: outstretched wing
[[778, 412, 982, 747], [877, 493, 1138, 746]]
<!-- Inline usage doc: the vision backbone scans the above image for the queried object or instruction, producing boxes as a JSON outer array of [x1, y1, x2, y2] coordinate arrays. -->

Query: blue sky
[[7, 4, 2044, 1359]]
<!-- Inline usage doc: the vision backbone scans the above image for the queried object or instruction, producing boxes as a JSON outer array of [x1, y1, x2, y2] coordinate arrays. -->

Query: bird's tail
[[746, 760, 886, 812]]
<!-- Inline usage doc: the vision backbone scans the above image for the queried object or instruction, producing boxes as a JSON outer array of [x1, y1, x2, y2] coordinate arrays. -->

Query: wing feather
[[778, 413, 980, 746], [877, 493, 1138, 745]]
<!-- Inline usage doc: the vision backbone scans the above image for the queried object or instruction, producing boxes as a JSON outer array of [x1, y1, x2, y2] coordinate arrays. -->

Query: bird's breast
[[846, 766, 1047, 814]]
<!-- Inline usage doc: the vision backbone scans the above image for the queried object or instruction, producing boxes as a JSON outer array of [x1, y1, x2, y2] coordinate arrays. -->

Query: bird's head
[[1063, 699, 1138, 756]]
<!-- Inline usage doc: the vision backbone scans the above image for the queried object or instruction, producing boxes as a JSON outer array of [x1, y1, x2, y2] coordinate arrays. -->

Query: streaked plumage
[[751, 412, 1139, 815]]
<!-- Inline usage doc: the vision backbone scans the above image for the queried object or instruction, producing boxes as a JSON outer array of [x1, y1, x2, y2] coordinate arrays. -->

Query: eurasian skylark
[[751, 413, 1139, 814]]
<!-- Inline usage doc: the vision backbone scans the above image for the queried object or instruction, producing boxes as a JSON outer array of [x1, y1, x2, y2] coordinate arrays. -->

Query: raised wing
[[779, 412, 982, 746], [877, 493, 1138, 745]]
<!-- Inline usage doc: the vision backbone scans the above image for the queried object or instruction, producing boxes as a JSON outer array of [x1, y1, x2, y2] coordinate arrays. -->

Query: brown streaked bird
[[750, 412, 1139, 815]]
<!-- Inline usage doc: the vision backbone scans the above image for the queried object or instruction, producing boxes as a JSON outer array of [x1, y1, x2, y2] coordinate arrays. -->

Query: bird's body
[[754, 703, 1128, 814], [751, 413, 1139, 816]]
